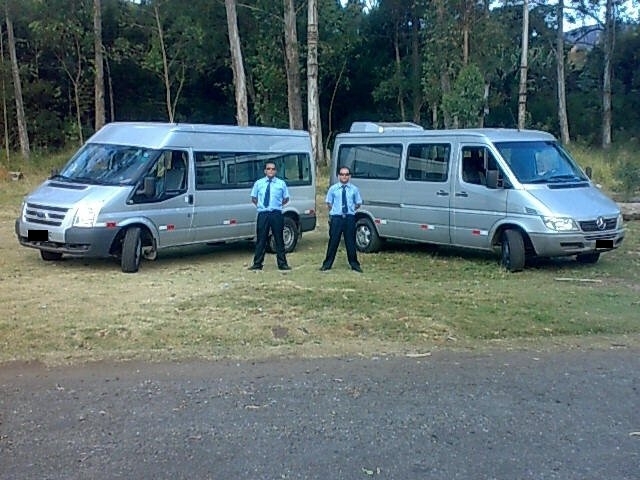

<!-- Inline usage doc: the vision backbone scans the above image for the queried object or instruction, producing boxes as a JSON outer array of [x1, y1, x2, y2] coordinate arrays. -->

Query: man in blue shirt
[[320, 166, 363, 272], [249, 162, 291, 271]]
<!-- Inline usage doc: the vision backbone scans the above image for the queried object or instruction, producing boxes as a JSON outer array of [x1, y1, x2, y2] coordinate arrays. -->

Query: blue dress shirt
[[326, 182, 362, 216], [251, 176, 290, 212]]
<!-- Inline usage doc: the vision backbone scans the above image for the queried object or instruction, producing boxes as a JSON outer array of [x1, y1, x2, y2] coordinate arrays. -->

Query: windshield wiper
[[546, 174, 585, 182], [49, 174, 72, 181], [528, 174, 584, 184], [69, 176, 110, 185]]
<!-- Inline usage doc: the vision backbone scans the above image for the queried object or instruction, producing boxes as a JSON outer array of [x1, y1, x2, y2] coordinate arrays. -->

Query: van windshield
[[494, 141, 587, 184], [56, 143, 160, 186]]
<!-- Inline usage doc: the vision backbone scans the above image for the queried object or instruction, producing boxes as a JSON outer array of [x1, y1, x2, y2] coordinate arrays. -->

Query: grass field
[[1, 157, 638, 366]]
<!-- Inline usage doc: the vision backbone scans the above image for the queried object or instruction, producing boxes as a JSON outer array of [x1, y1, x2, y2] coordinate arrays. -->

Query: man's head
[[338, 167, 351, 185], [264, 162, 277, 179]]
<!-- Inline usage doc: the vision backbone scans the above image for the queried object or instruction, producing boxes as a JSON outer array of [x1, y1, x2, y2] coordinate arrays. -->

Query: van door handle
[[186, 194, 194, 204], [436, 190, 449, 197], [455, 191, 469, 197]]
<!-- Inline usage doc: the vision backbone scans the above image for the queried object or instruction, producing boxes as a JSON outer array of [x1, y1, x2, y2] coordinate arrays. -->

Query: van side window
[[132, 149, 188, 203], [405, 143, 450, 182], [337, 144, 402, 180], [195, 152, 312, 190], [461, 147, 487, 185]]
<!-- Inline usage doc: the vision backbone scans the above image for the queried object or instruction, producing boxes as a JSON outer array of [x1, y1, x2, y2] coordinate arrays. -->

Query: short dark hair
[[338, 166, 350, 174]]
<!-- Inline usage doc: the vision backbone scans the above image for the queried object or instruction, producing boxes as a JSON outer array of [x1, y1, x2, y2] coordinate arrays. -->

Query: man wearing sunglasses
[[320, 166, 363, 272], [249, 162, 291, 271]]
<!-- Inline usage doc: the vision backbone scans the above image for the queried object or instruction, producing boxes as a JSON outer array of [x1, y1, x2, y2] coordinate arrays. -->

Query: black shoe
[[351, 265, 363, 273], [319, 266, 331, 271], [248, 264, 262, 271], [278, 265, 292, 271]]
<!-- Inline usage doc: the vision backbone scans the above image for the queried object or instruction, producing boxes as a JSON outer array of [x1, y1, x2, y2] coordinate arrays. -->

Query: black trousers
[[253, 210, 287, 267], [321, 215, 360, 269]]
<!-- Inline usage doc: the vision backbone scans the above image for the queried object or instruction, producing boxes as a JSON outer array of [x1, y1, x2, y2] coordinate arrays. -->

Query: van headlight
[[617, 213, 624, 228], [73, 203, 102, 227], [542, 216, 578, 231]]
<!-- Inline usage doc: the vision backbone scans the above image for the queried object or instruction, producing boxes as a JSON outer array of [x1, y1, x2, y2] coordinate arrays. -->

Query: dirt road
[[1, 347, 639, 479]]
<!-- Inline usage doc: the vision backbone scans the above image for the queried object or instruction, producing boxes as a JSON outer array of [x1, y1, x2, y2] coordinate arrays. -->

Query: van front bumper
[[15, 219, 120, 258], [528, 228, 625, 257]]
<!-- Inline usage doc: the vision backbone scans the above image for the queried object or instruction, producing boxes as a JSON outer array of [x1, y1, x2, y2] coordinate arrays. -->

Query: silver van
[[331, 122, 625, 271], [16, 122, 316, 272]]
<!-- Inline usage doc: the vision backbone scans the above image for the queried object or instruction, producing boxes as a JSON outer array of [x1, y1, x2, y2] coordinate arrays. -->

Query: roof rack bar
[[349, 121, 424, 133]]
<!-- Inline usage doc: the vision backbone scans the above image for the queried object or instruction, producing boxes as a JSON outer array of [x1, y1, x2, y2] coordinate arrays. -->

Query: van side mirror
[[585, 166, 592, 179], [137, 176, 156, 197], [485, 170, 499, 189]]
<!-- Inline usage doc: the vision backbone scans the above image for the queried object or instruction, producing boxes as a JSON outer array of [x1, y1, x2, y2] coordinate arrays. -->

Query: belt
[[331, 214, 354, 218]]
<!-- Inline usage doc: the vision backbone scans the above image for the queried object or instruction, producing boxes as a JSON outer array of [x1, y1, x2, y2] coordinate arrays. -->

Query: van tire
[[40, 250, 63, 261], [576, 252, 600, 264], [501, 229, 525, 272], [356, 217, 382, 253], [121, 227, 142, 273], [267, 216, 299, 254]]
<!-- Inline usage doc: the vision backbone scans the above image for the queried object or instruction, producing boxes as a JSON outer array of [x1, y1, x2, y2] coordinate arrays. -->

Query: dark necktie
[[264, 179, 271, 208], [341, 185, 348, 214]]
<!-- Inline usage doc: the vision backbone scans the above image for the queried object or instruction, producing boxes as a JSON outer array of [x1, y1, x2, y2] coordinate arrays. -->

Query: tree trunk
[[307, 0, 324, 166], [393, 25, 405, 121], [153, 4, 173, 123], [517, 0, 529, 130], [602, 0, 614, 150], [93, 0, 105, 131], [0, 21, 9, 163], [411, 11, 421, 124], [5, 7, 29, 159], [283, 0, 303, 130], [556, 0, 570, 144], [225, 0, 248, 126]]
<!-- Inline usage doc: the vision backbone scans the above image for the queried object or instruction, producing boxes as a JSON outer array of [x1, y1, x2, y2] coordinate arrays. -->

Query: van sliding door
[[400, 143, 452, 245]]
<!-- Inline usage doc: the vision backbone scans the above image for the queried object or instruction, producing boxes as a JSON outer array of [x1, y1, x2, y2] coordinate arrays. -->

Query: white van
[[331, 122, 625, 271], [16, 122, 316, 272]]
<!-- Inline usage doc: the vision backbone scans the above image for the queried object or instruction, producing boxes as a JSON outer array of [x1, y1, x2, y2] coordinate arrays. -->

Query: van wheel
[[121, 227, 142, 273], [267, 216, 299, 253], [501, 229, 525, 272], [40, 250, 63, 261], [356, 217, 382, 253], [576, 252, 600, 264]]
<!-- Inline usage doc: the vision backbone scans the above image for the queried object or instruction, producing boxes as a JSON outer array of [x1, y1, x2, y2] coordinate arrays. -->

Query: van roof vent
[[349, 122, 424, 133]]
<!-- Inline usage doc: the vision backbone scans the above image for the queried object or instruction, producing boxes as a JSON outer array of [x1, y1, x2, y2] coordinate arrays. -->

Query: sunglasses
[[265, 167, 276, 170], [339, 172, 350, 176]]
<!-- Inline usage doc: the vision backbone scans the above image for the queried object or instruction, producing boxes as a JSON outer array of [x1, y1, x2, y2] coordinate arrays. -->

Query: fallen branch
[[554, 277, 602, 283]]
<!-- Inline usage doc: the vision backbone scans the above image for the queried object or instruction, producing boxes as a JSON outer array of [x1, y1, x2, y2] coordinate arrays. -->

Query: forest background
[[0, 0, 639, 179]]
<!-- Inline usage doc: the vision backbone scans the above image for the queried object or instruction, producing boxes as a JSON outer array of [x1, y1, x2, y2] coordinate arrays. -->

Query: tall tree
[[283, 0, 303, 129], [556, 0, 570, 144], [225, 0, 248, 125], [601, 0, 614, 149], [517, 0, 529, 129], [94, 0, 105, 130], [5, 1, 29, 159], [307, 0, 324, 166]]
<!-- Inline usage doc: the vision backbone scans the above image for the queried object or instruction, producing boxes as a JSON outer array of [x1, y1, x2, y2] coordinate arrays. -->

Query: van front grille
[[24, 203, 69, 227], [579, 217, 617, 232]]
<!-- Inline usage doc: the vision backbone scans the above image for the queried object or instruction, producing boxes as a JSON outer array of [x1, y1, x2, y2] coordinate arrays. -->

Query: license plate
[[596, 239, 614, 249], [28, 229, 48, 241]]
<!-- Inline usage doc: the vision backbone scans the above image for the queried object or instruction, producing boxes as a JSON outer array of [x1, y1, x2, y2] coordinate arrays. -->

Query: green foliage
[[2, 0, 640, 153], [612, 146, 640, 201], [441, 64, 485, 127]]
